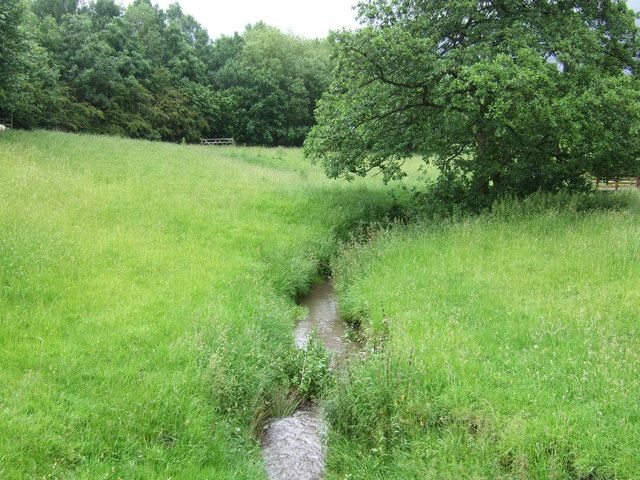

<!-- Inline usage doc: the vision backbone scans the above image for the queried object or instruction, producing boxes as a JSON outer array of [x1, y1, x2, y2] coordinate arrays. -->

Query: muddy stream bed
[[260, 280, 359, 480]]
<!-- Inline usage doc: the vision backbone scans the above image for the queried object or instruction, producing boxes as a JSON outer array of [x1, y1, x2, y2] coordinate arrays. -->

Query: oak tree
[[305, 0, 640, 202]]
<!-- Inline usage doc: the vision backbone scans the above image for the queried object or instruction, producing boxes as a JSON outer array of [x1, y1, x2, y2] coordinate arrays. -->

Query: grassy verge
[[329, 193, 640, 479], [0, 131, 405, 478]]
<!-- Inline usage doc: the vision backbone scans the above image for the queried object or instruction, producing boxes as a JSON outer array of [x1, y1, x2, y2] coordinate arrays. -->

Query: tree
[[87, 0, 122, 29], [0, 1, 65, 126], [0, 0, 25, 113], [9, 20, 64, 129], [216, 24, 332, 145], [305, 0, 640, 204], [5, 0, 331, 145], [31, 0, 79, 21]]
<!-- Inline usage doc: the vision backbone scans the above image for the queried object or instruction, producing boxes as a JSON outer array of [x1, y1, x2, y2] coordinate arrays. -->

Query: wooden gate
[[200, 138, 236, 146]]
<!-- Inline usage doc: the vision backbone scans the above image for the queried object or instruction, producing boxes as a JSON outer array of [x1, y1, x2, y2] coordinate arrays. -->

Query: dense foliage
[[0, 0, 331, 145], [306, 0, 640, 203]]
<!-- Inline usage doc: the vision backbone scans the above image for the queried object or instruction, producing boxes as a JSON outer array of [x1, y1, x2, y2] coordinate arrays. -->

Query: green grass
[[330, 194, 640, 479], [0, 130, 404, 479], [4, 130, 637, 479]]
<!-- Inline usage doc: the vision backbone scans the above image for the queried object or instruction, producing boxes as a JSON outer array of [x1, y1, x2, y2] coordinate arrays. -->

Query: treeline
[[0, 0, 332, 145]]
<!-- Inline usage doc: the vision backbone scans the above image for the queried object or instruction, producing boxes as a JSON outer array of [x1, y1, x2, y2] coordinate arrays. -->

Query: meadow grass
[[0, 130, 405, 479], [329, 193, 640, 479], [4, 130, 635, 479]]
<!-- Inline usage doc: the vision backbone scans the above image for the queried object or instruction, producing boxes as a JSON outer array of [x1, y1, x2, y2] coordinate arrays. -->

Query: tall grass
[[329, 193, 640, 479], [5, 131, 635, 479], [0, 131, 403, 478]]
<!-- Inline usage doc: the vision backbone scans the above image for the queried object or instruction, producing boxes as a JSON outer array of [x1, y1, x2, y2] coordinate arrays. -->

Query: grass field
[[329, 194, 640, 479], [0, 130, 406, 479], [3, 130, 638, 479]]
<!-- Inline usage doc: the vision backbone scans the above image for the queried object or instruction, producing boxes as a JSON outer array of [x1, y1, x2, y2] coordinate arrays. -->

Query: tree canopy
[[305, 0, 640, 203], [0, 0, 331, 145]]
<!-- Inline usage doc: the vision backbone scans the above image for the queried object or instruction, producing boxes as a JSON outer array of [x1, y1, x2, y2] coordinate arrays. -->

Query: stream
[[260, 280, 358, 480]]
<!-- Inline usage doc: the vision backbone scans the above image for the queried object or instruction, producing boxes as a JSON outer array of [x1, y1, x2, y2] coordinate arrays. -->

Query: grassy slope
[[0, 131, 401, 479], [331, 197, 640, 479]]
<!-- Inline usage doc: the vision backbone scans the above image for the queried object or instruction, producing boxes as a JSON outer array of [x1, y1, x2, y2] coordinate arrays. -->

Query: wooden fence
[[596, 178, 640, 191], [200, 138, 236, 146], [0, 113, 14, 129]]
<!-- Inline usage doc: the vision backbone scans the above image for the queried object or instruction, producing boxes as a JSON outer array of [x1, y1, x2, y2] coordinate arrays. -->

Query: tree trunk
[[474, 126, 499, 197]]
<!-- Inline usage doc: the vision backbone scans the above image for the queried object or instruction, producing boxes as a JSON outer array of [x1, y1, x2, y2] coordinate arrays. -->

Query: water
[[261, 280, 356, 480], [261, 406, 326, 480], [294, 281, 358, 364]]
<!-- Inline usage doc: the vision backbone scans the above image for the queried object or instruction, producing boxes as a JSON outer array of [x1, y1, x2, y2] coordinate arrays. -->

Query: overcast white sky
[[122, 0, 640, 40]]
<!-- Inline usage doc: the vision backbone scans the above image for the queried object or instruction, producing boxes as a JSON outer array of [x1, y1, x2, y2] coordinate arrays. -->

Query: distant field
[[330, 195, 640, 479], [0, 131, 404, 478]]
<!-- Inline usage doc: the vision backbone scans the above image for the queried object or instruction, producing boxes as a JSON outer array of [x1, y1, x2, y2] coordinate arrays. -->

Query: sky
[[122, 0, 640, 40], [123, 0, 361, 39]]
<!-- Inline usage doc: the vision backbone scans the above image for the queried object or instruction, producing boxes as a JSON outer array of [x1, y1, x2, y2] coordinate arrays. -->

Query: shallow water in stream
[[261, 280, 357, 480]]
